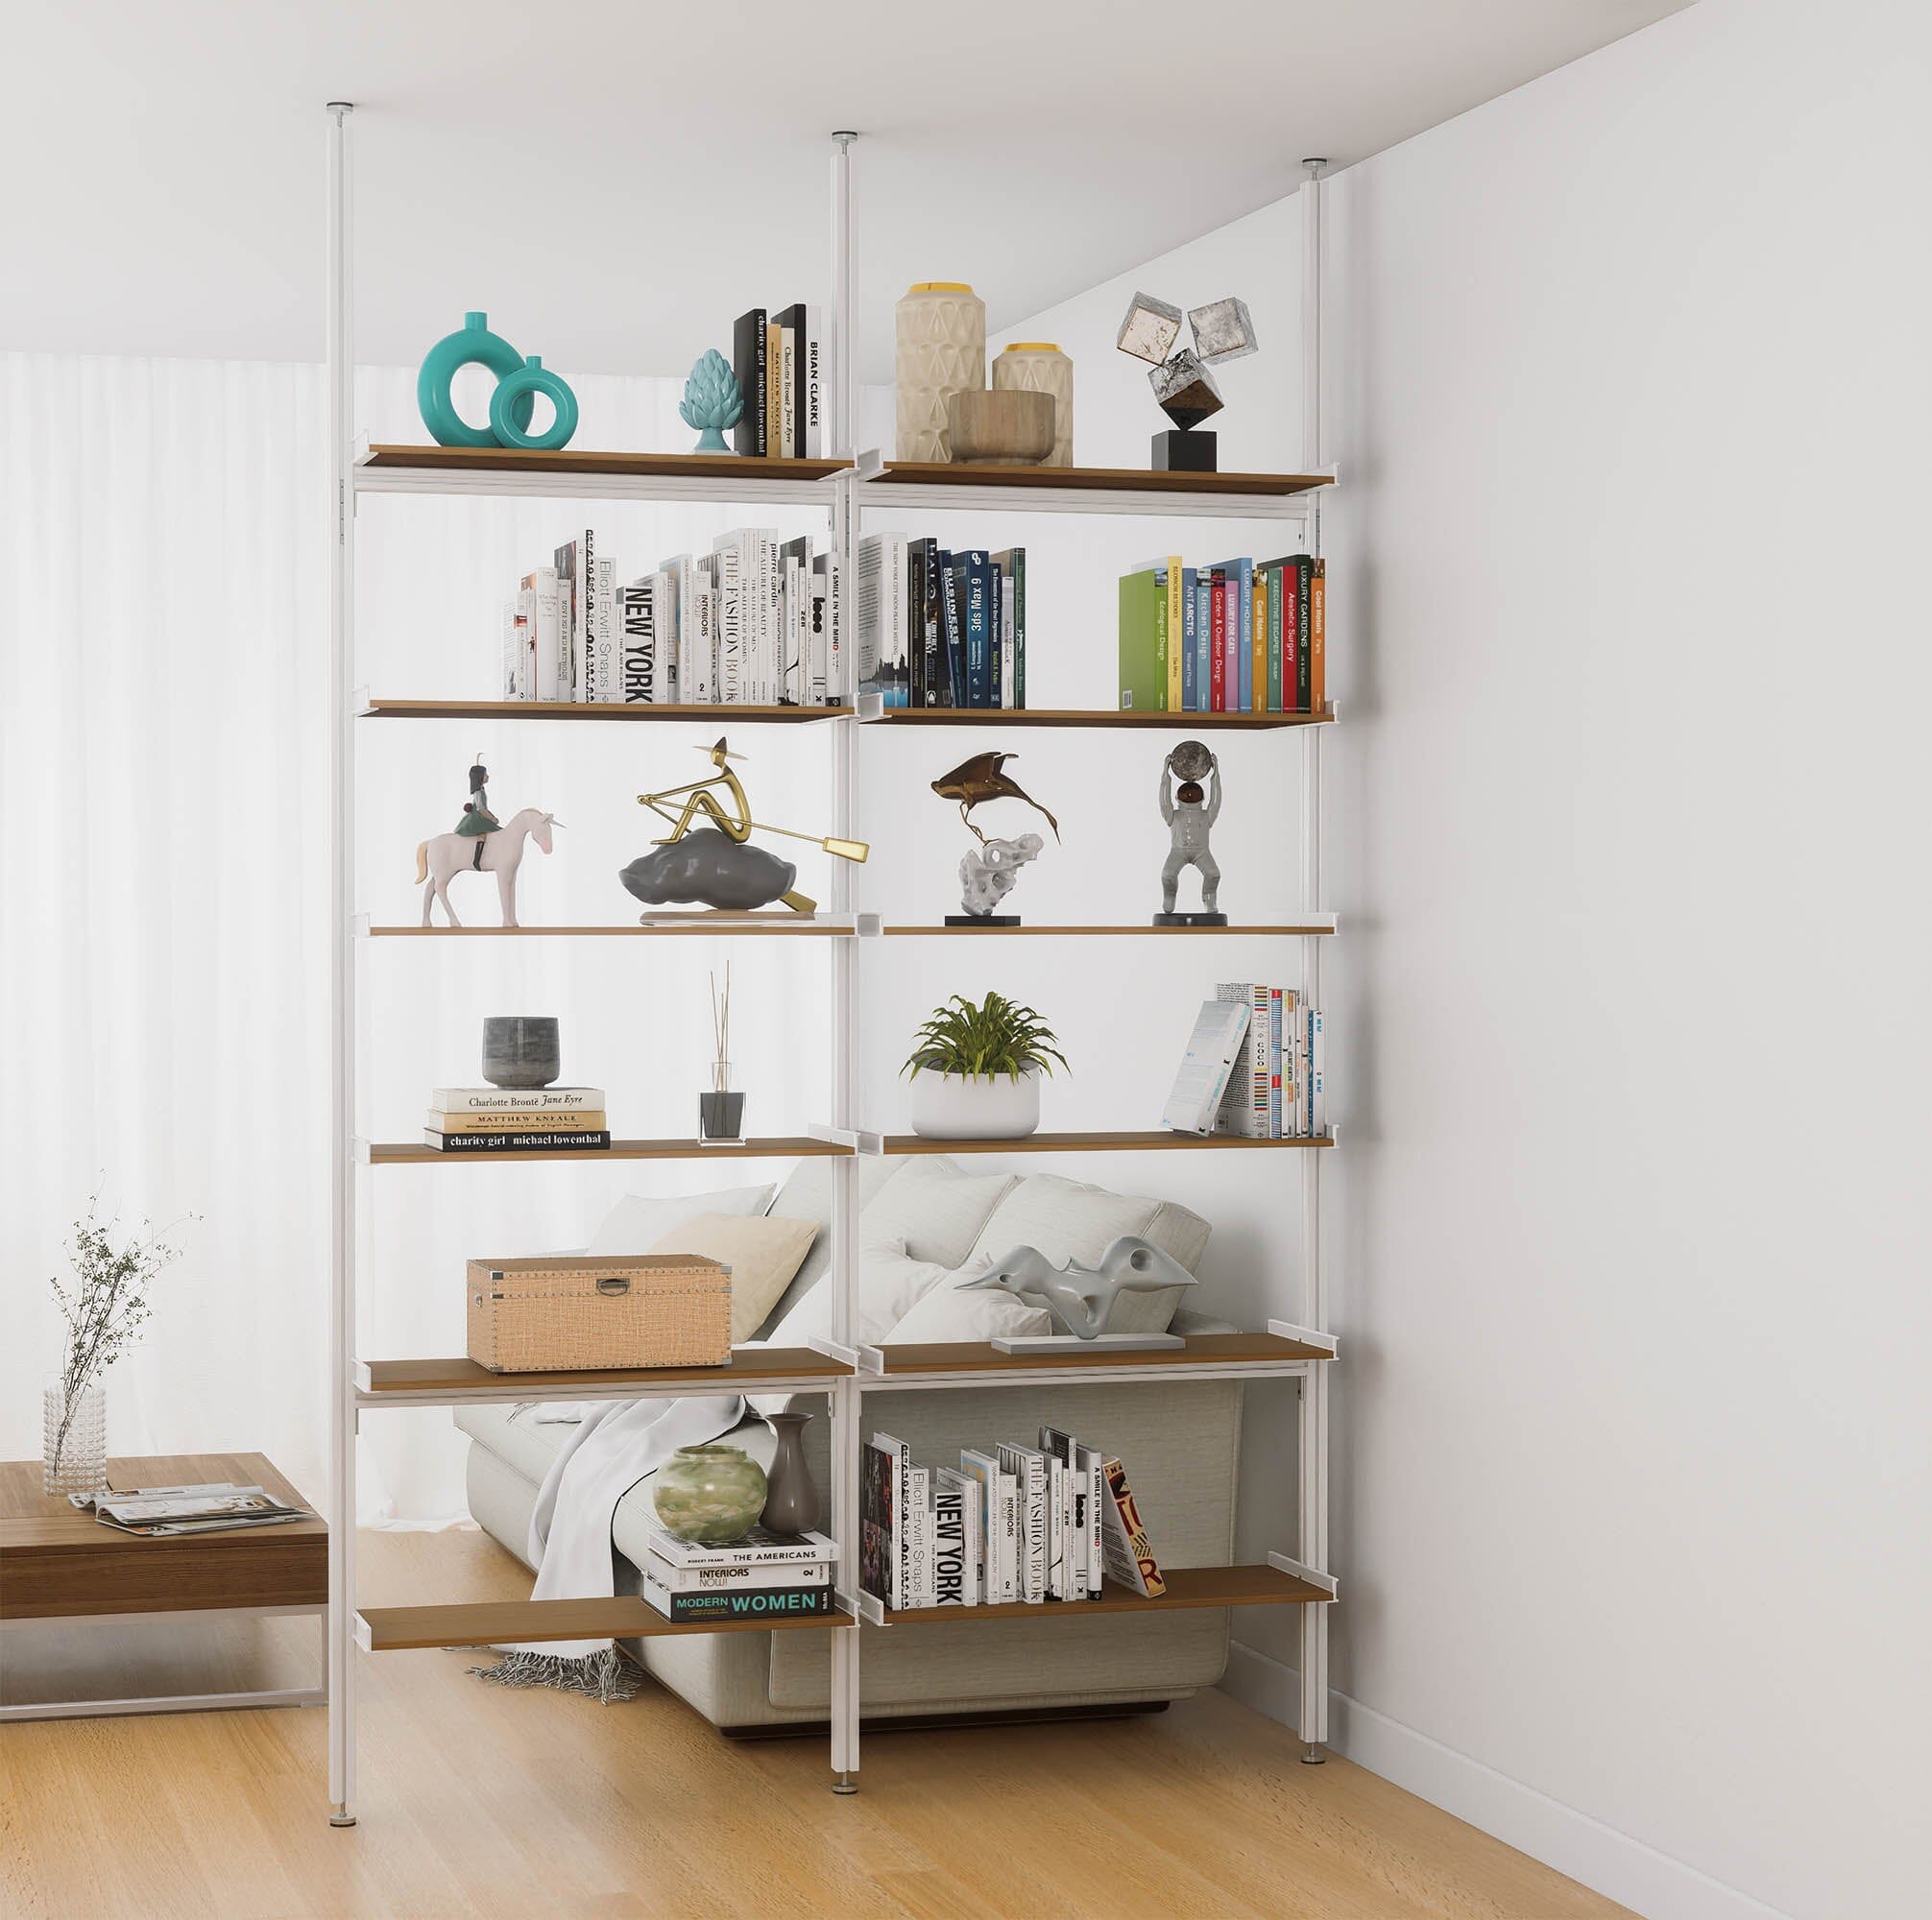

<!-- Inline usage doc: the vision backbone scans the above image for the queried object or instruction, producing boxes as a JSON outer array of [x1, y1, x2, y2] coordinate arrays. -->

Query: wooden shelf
[[877, 461, 1333, 499], [864, 1332, 1332, 1379], [367, 920, 859, 938], [366, 1135, 852, 1165], [358, 1349, 851, 1402], [881, 923, 1333, 938], [881, 1564, 1331, 1626], [357, 1595, 852, 1651], [861, 706, 1332, 731], [880, 1132, 1334, 1157], [361, 444, 849, 482], [360, 697, 849, 724]]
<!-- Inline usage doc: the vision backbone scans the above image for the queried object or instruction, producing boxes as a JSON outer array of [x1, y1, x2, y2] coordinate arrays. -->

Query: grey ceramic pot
[[760, 1412, 822, 1536], [482, 1017, 560, 1089]]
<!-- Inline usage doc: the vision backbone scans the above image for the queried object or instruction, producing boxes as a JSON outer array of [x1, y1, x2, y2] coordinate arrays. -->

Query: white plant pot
[[909, 1068, 1041, 1140]]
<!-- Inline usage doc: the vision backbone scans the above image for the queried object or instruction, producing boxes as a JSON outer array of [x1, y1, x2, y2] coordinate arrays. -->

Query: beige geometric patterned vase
[[896, 282, 986, 462], [993, 342, 1074, 467]]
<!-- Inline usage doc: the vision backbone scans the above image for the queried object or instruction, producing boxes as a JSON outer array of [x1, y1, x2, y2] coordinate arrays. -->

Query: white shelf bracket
[[805, 1333, 860, 1369], [1268, 1550, 1340, 1598], [1267, 1319, 1340, 1356]]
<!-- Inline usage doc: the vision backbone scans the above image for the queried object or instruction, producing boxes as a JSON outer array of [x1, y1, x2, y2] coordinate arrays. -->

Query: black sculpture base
[[1154, 911, 1228, 926], [1151, 429, 1219, 472], [946, 913, 1021, 926]]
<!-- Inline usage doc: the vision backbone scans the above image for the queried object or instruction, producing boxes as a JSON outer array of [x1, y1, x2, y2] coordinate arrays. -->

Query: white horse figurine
[[414, 808, 560, 927]]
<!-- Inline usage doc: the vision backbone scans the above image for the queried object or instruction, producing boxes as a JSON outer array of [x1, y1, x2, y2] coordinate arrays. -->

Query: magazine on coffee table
[[68, 1481, 313, 1536]]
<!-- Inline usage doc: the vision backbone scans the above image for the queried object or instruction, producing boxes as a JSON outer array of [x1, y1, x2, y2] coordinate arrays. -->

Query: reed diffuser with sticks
[[698, 965, 746, 1142]]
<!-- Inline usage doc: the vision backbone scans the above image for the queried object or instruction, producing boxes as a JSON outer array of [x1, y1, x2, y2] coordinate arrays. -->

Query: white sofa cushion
[[881, 1258, 1051, 1344], [962, 1172, 1209, 1335], [646, 1212, 818, 1342], [764, 1239, 961, 1351], [858, 1156, 1020, 1268], [588, 1182, 774, 1256]]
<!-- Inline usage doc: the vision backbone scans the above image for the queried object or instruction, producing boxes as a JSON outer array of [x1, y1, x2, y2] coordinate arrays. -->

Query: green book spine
[[1117, 572, 1163, 713], [1153, 569, 1169, 708]]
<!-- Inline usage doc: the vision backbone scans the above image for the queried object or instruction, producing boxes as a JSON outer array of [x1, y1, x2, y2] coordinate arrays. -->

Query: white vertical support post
[[826, 128, 861, 1798], [1296, 155, 1331, 1764], [324, 99, 359, 1828]]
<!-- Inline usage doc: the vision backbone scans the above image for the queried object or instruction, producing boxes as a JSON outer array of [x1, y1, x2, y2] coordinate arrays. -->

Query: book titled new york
[[423, 1129, 611, 1152], [640, 1573, 833, 1622], [619, 579, 661, 703], [732, 308, 768, 457]]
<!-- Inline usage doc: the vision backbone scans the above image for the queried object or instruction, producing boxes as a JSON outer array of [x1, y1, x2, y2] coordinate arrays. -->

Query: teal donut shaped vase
[[489, 357, 579, 451], [417, 311, 533, 448]]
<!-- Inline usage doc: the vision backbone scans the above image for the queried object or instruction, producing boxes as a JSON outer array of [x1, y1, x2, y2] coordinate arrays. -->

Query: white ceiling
[[6, 1, 1690, 383]]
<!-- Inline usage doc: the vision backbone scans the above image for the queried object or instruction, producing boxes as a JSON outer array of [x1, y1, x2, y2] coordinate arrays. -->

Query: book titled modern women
[[1161, 997, 1251, 1135]]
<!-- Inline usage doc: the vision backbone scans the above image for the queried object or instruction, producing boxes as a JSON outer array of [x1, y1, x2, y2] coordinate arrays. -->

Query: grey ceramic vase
[[759, 1412, 822, 1536], [482, 1016, 561, 1089]]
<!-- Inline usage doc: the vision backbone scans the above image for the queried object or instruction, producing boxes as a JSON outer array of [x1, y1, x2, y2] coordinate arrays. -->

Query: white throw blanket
[[503, 1392, 747, 1661]]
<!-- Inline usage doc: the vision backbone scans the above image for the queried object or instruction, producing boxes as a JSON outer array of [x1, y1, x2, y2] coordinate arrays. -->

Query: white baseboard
[[1221, 1642, 1790, 1920]]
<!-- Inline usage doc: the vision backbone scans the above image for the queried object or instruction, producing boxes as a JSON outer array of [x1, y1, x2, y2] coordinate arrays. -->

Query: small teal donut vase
[[489, 356, 580, 451], [416, 311, 532, 448]]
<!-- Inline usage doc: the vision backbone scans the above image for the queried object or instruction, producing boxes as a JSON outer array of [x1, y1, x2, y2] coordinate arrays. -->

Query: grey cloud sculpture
[[957, 1235, 1197, 1341], [618, 827, 798, 912]]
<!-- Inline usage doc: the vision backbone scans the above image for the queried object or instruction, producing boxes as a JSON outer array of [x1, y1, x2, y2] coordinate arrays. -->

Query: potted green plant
[[902, 991, 1068, 1140]]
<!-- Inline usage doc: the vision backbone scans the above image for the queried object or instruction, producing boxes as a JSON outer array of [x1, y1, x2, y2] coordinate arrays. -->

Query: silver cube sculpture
[[1116, 291, 1184, 366], [1187, 297, 1258, 364]]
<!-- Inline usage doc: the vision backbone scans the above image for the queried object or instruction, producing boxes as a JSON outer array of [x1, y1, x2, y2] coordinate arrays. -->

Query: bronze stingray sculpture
[[931, 752, 1061, 846]]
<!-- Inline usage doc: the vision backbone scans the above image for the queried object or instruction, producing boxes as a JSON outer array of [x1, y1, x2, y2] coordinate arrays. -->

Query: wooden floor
[[0, 1530, 1631, 1920]]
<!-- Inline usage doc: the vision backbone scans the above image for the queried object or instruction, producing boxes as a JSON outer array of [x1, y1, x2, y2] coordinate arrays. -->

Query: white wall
[[998, 4, 1932, 1918]]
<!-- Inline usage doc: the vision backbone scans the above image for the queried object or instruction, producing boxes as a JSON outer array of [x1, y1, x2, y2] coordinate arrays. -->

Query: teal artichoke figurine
[[681, 349, 744, 453]]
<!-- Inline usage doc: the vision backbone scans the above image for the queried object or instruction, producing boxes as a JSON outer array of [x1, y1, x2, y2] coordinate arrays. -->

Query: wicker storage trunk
[[466, 1255, 733, 1372]]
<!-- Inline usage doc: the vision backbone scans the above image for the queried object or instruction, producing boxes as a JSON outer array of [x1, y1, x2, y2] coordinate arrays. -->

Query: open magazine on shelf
[[67, 1480, 313, 1537]]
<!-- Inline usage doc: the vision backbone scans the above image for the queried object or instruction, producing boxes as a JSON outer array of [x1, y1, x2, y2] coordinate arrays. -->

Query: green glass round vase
[[417, 311, 533, 448], [652, 1444, 768, 1545]]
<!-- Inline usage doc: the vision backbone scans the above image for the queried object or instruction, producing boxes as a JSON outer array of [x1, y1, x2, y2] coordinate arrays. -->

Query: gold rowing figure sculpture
[[625, 737, 869, 917]]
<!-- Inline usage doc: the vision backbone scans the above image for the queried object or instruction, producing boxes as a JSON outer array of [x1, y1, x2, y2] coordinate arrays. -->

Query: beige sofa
[[458, 1155, 1244, 1734]]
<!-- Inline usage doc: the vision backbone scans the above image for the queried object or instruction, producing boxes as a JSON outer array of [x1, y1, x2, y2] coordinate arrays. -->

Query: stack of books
[[857, 536, 1027, 709], [861, 1428, 1163, 1611], [425, 1086, 609, 1154], [641, 1524, 838, 1622], [731, 304, 832, 460], [502, 527, 839, 709], [1214, 983, 1326, 1140], [1118, 552, 1326, 713]]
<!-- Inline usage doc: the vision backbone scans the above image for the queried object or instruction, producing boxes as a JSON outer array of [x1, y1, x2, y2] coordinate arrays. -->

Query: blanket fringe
[[466, 1645, 642, 1704]]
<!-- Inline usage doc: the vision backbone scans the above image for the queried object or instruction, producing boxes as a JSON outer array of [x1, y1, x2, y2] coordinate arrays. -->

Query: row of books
[[1118, 553, 1327, 714], [1163, 993, 1327, 1138], [1216, 983, 1326, 1140], [861, 1427, 1164, 1611], [500, 527, 842, 708], [423, 1085, 610, 1154], [641, 1524, 838, 1622], [732, 303, 832, 460], [857, 537, 1027, 709]]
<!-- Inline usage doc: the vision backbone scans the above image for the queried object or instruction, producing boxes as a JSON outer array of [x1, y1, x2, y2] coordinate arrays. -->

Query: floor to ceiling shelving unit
[[324, 106, 1338, 1825]]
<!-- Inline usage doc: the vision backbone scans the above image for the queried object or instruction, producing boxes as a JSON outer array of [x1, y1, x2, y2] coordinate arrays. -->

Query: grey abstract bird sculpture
[[957, 1236, 1196, 1341]]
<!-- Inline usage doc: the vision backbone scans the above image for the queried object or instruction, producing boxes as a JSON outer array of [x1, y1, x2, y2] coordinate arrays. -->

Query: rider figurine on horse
[[457, 757, 501, 869]]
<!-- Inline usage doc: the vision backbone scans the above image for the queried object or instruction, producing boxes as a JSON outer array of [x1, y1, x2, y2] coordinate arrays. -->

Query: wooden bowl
[[945, 388, 1055, 465]]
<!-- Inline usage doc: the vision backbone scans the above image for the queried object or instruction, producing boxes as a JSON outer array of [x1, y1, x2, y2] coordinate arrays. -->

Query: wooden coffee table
[[0, 1452, 327, 1720]]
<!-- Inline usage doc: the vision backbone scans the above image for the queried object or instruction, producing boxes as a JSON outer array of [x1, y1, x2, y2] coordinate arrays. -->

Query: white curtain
[[0, 352, 832, 1524]]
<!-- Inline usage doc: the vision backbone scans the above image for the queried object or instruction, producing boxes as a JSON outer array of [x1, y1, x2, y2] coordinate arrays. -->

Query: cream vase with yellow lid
[[895, 281, 985, 462], [994, 342, 1074, 467]]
